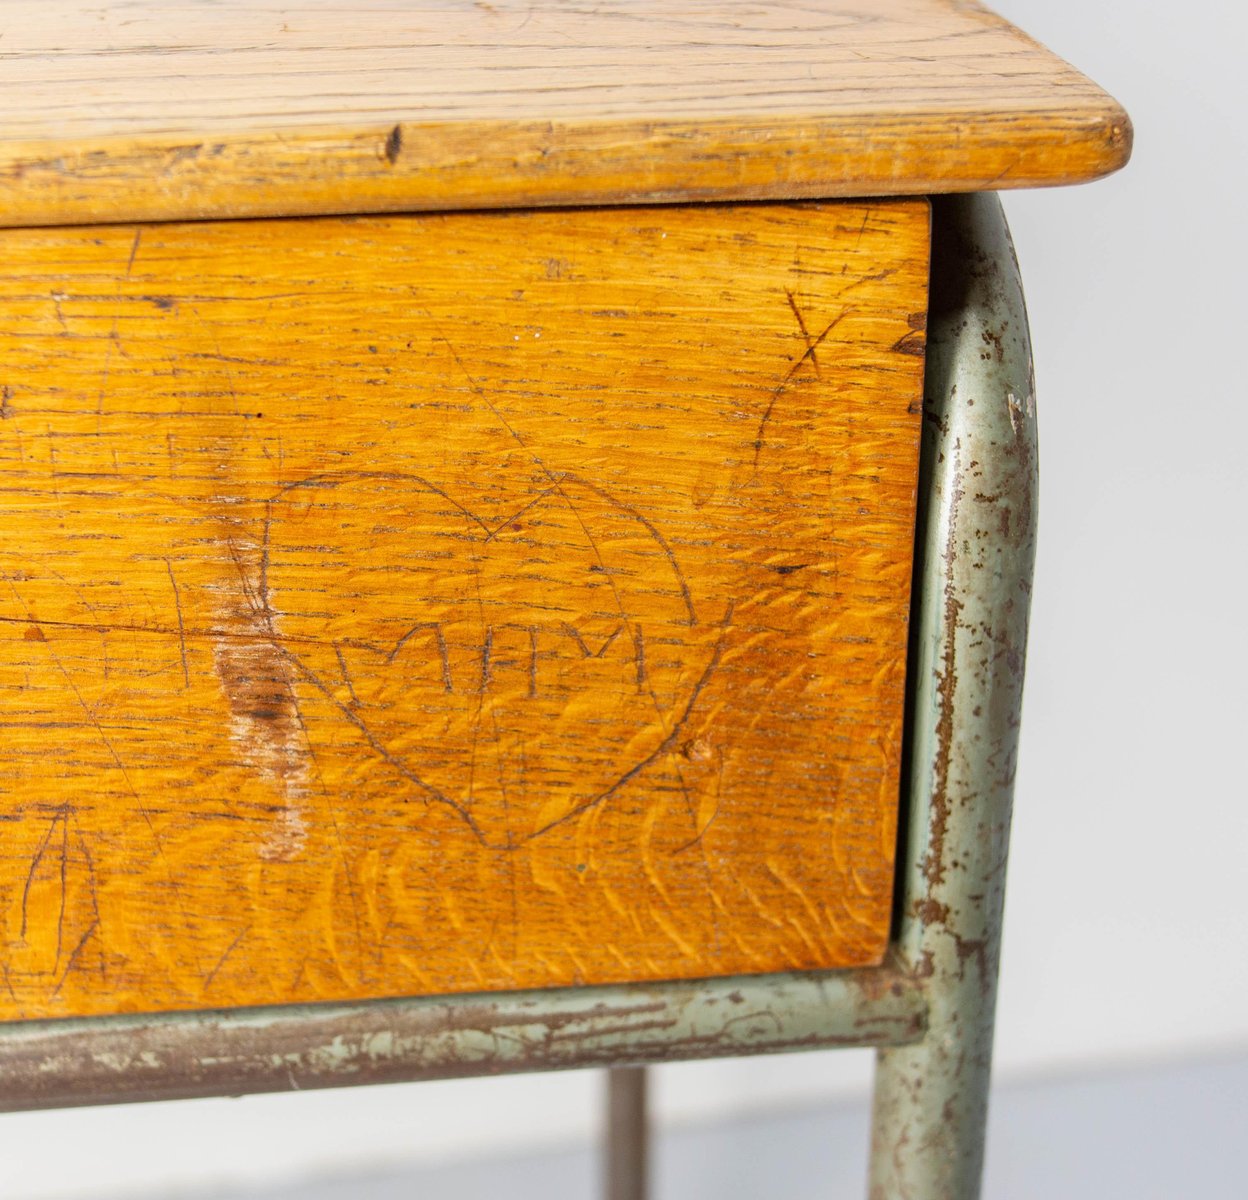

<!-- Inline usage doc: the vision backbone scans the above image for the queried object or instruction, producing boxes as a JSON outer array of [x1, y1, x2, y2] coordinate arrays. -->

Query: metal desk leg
[[606, 1065, 649, 1200], [868, 193, 1039, 1199]]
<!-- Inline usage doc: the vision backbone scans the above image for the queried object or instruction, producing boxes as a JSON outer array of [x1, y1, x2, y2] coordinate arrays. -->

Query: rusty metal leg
[[606, 1066, 649, 1200], [868, 193, 1038, 1200]]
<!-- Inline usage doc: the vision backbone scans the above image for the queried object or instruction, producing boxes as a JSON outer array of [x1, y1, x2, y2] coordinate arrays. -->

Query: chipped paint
[[0, 967, 925, 1112], [212, 533, 310, 862], [869, 194, 1038, 1199], [1006, 389, 1035, 436]]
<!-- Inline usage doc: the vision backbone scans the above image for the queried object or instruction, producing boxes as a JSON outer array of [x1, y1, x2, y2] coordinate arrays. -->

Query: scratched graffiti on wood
[[0, 202, 927, 1019], [257, 470, 729, 851]]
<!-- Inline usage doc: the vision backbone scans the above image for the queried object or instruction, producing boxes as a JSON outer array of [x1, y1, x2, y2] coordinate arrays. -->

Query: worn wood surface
[[0, 0, 1130, 229], [0, 200, 927, 1020]]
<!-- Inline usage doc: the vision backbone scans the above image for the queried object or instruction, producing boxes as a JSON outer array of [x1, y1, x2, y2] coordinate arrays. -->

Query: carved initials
[[383, 620, 645, 697]]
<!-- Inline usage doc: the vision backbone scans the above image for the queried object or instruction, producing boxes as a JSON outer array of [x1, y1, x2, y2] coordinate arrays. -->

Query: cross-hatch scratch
[[752, 297, 852, 470]]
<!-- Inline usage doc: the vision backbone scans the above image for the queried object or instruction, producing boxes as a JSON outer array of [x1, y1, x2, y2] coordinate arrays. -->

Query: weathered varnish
[[0, 0, 1130, 228], [0, 201, 927, 1020]]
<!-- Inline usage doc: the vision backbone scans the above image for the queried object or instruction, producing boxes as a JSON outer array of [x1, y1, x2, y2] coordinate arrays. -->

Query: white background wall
[[982, 0, 1248, 1078], [2, 2, 1245, 1195]]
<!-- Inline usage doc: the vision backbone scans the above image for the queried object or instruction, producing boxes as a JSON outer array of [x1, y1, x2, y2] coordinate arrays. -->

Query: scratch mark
[[95, 344, 114, 420], [561, 621, 591, 657], [270, 640, 488, 845], [526, 599, 736, 843], [563, 474, 696, 627], [202, 926, 249, 993], [465, 556, 490, 812], [479, 625, 494, 694], [394, 325, 699, 628], [673, 747, 726, 855], [334, 644, 359, 705], [256, 443, 707, 848], [55, 812, 68, 966], [51, 293, 69, 335], [125, 228, 142, 277], [436, 330, 534, 453], [560, 622, 623, 660], [594, 625, 623, 657], [854, 210, 871, 250], [281, 691, 364, 965], [752, 307, 852, 469], [165, 558, 190, 688], [20, 804, 71, 944], [8, 580, 197, 970], [50, 918, 99, 999], [2, 959, 17, 1004], [523, 626, 538, 698], [784, 290, 822, 378], [480, 487, 558, 543], [216, 540, 311, 864], [387, 622, 452, 692]]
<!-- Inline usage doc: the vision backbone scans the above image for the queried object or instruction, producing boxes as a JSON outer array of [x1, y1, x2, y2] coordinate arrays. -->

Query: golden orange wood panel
[[0, 0, 1130, 228], [0, 201, 927, 1020]]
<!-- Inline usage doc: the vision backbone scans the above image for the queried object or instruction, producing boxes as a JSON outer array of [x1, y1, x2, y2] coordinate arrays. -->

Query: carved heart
[[254, 471, 726, 848]]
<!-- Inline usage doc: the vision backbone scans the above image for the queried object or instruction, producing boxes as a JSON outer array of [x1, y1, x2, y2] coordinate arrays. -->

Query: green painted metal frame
[[868, 193, 1037, 1198], [0, 193, 1035, 1200], [0, 965, 926, 1110]]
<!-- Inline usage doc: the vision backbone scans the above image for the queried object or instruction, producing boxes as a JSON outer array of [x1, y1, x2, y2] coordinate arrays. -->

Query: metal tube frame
[[0, 194, 1035, 1200], [868, 193, 1037, 1198], [606, 1066, 649, 1200]]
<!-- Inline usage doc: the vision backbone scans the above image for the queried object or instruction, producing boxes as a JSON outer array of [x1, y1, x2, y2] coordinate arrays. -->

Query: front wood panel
[[0, 201, 927, 1020]]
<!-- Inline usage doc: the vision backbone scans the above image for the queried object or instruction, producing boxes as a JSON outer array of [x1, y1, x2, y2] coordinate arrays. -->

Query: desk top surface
[[0, 0, 1130, 227]]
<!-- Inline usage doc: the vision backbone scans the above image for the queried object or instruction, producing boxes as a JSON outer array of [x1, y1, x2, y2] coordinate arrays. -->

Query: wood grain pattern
[[0, 200, 927, 1020], [0, 0, 1130, 228]]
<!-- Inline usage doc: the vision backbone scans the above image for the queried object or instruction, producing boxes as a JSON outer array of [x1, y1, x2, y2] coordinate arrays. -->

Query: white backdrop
[[2, 2, 1245, 1195]]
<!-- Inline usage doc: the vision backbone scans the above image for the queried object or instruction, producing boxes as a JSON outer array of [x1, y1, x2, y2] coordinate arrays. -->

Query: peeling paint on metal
[[869, 194, 1038, 1200], [0, 967, 926, 1113]]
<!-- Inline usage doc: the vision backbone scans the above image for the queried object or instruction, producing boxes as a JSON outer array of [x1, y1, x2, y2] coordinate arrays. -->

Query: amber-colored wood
[[0, 0, 1129, 229], [0, 200, 927, 1020]]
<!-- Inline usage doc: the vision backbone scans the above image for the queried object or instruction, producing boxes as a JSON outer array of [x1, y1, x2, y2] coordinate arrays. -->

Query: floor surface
[[189, 1053, 1247, 1200]]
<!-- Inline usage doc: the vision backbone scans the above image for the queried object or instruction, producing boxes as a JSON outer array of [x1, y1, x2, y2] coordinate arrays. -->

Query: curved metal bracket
[[869, 193, 1039, 1198]]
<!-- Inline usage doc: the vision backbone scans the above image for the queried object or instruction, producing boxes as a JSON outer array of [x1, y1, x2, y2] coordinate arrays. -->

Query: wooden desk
[[0, 4, 1129, 1197]]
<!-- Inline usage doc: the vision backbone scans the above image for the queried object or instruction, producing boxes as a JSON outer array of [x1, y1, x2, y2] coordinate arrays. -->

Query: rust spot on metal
[[913, 898, 949, 925], [925, 442, 965, 894], [953, 935, 990, 987], [0, 968, 927, 1112], [980, 324, 1006, 363], [870, 191, 1040, 1199]]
